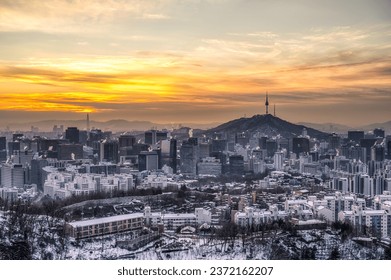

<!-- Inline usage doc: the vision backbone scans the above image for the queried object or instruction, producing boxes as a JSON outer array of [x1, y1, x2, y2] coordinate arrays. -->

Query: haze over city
[[0, 0, 390, 126]]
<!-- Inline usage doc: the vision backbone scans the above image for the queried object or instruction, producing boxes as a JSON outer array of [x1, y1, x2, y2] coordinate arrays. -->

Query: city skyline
[[0, 0, 391, 126]]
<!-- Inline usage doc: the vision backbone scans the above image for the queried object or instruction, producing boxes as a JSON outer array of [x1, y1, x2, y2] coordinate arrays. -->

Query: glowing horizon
[[0, 1, 390, 127]]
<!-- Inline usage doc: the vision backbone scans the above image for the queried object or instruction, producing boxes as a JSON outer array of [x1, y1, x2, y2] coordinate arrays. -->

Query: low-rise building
[[66, 213, 144, 239]]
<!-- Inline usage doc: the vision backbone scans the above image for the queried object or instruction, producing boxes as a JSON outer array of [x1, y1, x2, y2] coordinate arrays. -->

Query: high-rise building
[[180, 141, 198, 176], [30, 159, 48, 191], [292, 137, 310, 157], [58, 144, 83, 160], [156, 131, 168, 143], [88, 129, 104, 143], [0, 137, 6, 150], [266, 140, 278, 157], [328, 133, 341, 151], [273, 151, 284, 171], [212, 139, 227, 153], [348, 131, 364, 143], [198, 142, 211, 159], [386, 136, 391, 159], [119, 135, 136, 148], [0, 136, 6, 161], [13, 150, 34, 167], [371, 144, 385, 162], [138, 151, 159, 172], [373, 128, 385, 139], [229, 155, 244, 175], [1, 164, 24, 188], [145, 130, 168, 145], [100, 140, 119, 163], [13, 134, 23, 141], [360, 138, 377, 162], [160, 139, 177, 173], [65, 127, 80, 144], [144, 131, 155, 145]]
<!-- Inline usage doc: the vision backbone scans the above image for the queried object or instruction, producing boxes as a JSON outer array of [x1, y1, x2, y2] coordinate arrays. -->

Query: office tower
[[328, 133, 341, 150], [58, 144, 84, 160], [160, 139, 177, 173], [119, 135, 136, 148], [309, 151, 319, 162], [180, 141, 198, 176], [266, 140, 278, 157], [0, 136, 6, 150], [259, 137, 268, 150], [188, 137, 198, 146], [144, 131, 155, 145], [371, 144, 385, 162], [199, 142, 211, 159], [235, 132, 249, 147], [360, 138, 377, 162], [13, 150, 34, 167], [292, 137, 310, 158], [387, 136, 391, 159], [13, 133, 23, 141], [145, 130, 167, 145], [212, 139, 227, 153], [1, 164, 24, 188], [88, 129, 104, 142], [373, 128, 385, 139], [30, 159, 49, 191], [0, 137, 6, 161], [273, 151, 284, 171], [229, 155, 244, 175], [138, 151, 159, 171], [65, 127, 80, 144], [156, 131, 168, 143], [100, 140, 119, 163], [348, 131, 364, 143]]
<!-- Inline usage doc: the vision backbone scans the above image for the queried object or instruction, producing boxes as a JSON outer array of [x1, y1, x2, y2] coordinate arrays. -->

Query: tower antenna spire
[[274, 104, 276, 116], [87, 113, 90, 132], [265, 92, 269, 114]]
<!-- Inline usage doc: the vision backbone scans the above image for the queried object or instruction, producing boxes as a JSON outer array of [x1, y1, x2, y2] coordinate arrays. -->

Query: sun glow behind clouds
[[0, 0, 390, 125]]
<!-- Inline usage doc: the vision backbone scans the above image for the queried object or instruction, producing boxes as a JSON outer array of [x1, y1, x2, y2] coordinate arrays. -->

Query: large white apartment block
[[144, 207, 212, 231], [338, 205, 391, 237], [43, 172, 134, 199], [234, 206, 289, 227]]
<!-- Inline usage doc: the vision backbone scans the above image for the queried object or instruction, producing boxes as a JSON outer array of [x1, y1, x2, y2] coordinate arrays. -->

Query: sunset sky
[[0, 0, 390, 126]]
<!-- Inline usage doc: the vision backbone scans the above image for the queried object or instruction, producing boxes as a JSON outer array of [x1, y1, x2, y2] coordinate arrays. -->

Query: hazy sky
[[0, 0, 390, 126]]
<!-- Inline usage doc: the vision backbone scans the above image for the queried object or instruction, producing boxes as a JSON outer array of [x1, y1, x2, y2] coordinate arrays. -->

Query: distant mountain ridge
[[298, 121, 391, 134], [5, 119, 220, 132], [205, 114, 330, 139], [3, 116, 390, 135]]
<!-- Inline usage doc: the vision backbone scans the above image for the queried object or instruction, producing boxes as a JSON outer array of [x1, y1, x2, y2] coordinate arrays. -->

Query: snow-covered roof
[[362, 210, 386, 215], [68, 213, 143, 228], [163, 213, 195, 219], [296, 219, 325, 225], [286, 200, 307, 205], [340, 211, 354, 216]]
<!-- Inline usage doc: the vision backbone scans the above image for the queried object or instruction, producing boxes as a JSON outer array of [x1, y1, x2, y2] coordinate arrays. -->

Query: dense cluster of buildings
[[1, 109, 391, 239]]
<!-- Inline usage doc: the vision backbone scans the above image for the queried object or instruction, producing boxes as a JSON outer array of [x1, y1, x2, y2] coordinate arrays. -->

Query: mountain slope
[[206, 114, 329, 139]]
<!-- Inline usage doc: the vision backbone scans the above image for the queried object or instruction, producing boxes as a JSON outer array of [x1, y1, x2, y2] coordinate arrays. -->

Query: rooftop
[[68, 213, 143, 228]]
